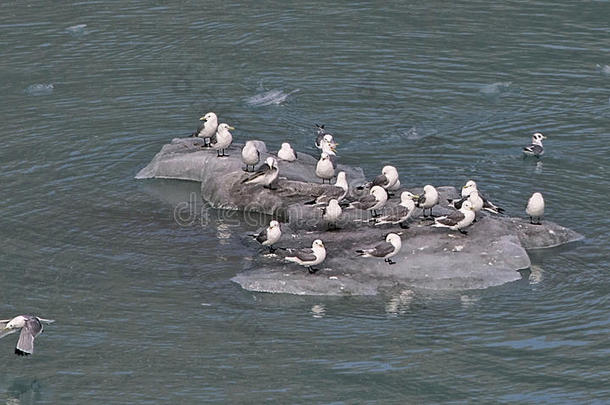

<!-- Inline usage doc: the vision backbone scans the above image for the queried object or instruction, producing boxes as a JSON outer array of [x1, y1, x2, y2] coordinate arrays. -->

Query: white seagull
[[314, 124, 331, 149], [526, 192, 545, 225], [285, 239, 327, 274], [432, 200, 476, 234], [416, 185, 439, 218], [375, 191, 418, 228], [241, 140, 260, 172], [304, 171, 349, 206], [321, 199, 342, 230], [347, 185, 388, 218], [209, 123, 234, 157], [277, 142, 297, 162], [358, 165, 400, 195], [459, 180, 504, 214], [316, 152, 336, 184], [356, 233, 402, 265], [1, 315, 55, 356], [523, 132, 546, 158], [242, 157, 279, 189], [253, 220, 282, 252], [192, 112, 218, 146]]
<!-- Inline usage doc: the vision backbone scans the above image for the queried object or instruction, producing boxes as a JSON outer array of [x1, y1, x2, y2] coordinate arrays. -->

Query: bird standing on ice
[[348, 185, 388, 219], [285, 239, 327, 274], [253, 220, 281, 252], [374, 191, 417, 228], [316, 152, 336, 184], [191, 112, 218, 146], [432, 200, 476, 234], [416, 185, 439, 218], [523, 132, 546, 158], [458, 180, 504, 214], [321, 199, 342, 230], [277, 142, 297, 162], [356, 233, 402, 265], [241, 140, 260, 172], [209, 123, 234, 157], [526, 192, 545, 225], [242, 157, 279, 189]]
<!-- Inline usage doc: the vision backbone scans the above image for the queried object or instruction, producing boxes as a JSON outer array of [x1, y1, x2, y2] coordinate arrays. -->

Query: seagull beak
[[396, 232, 404, 236], [228, 126, 235, 130], [411, 194, 420, 200], [542, 135, 547, 139], [199, 116, 206, 121]]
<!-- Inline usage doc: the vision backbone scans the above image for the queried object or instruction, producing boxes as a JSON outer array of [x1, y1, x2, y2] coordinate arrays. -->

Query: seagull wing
[[354, 194, 377, 210], [242, 164, 271, 183], [371, 174, 389, 188], [294, 248, 317, 262], [15, 318, 43, 355], [329, 155, 337, 170], [371, 241, 395, 258], [448, 196, 467, 209], [523, 144, 543, 154], [436, 210, 465, 226], [255, 228, 268, 244], [417, 193, 427, 207]]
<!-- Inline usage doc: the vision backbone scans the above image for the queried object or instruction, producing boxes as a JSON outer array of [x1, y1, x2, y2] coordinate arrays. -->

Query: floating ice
[[66, 24, 87, 35], [245, 89, 299, 106], [480, 81, 512, 96], [24, 83, 54, 96], [596, 64, 610, 75]]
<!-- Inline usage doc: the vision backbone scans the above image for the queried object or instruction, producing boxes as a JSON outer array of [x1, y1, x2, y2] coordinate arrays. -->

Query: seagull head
[[320, 152, 330, 161], [463, 180, 477, 191], [265, 157, 277, 168], [532, 132, 546, 145], [218, 123, 235, 133], [269, 220, 280, 229], [423, 185, 436, 194], [280, 142, 291, 150], [370, 186, 387, 199], [328, 199, 340, 208], [382, 165, 398, 180], [461, 200, 475, 211], [200, 112, 217, 122], [401, 191, 418, 203], [312, 239, 325, 249], [5, 316, 26, 330], [385, 233, 402, 245]]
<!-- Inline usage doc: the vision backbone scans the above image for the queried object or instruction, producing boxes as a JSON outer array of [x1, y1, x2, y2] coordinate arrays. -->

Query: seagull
[[375, 191, 417, 228], [432, 200, 476, 234], [277, 142, 297, 162], [242, 157, 279, 189], [316, 152, 336, 184], [526, 192, 545, 225], [358, 166, 400, 192], [347, 185, 388, 218], [253, 220, 281, 252], [356, 233, 402, 265], [191, 112, 218, 146], [241, 141, 260, 172], [209, 123, 234, 157], [304, 171, 349, 205], [448, 190, 484, 221], [314, 124, 330, 149], [459, 180, 504, 214], [285, 239, 327, 274], [416, 185, 439, 218], [1, 315, 54, 356], [321, 199, 342, 230], [523, 132, 546, 158]]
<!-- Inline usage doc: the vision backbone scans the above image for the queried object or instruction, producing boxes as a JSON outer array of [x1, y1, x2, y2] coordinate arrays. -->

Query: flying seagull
[[1, 315, 54, 356]]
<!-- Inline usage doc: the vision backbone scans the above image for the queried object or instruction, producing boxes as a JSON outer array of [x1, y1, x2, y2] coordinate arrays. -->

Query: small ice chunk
[[25, 83, 54, 96]]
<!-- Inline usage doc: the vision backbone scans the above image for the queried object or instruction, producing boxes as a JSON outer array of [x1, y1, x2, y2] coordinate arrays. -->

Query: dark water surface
[[1, 1, 609, 403]]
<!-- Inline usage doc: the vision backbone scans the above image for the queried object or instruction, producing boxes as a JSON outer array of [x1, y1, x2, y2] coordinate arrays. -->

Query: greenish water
[[1, 1, 609, 403]]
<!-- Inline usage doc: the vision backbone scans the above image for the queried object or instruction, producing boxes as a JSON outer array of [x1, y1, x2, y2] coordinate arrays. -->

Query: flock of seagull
[[187, 112, 548, 274], [0, 114, 548, 355]]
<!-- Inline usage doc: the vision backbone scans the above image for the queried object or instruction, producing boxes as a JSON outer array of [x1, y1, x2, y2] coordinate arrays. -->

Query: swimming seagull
[[526, 192, 545, 225], [523, 132, 546, 158], [347, 185, 388, 218], [209, 123, 234, 157], [374, 191, 417, 228], [356, 233, 403, 265], [242, 157, 279, 189], [253, 220, 281, 252], [316, 152, 336, 184], [432, 200, 476, 234], [241, 140, 260, 172], [459, 180, 504, 214], [321, 199, 342, 230], [0, 315, 54, 356], [277, 142, 297, 162], [285, 239, 327, 274], [191, 112, 218, 146], [304, 171, 349, 205], [416, 185, 439, 218]]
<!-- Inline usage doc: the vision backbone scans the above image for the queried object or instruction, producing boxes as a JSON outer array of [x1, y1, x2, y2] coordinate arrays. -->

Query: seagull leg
[[459, 229, 468, 235], [385, 258, 396, 265], [529, 216, 534, 224], [399, 222, 410, 229], [308, 267, 319, 274], [217, 150, 221, 157], [268, 246, 276, 253]]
